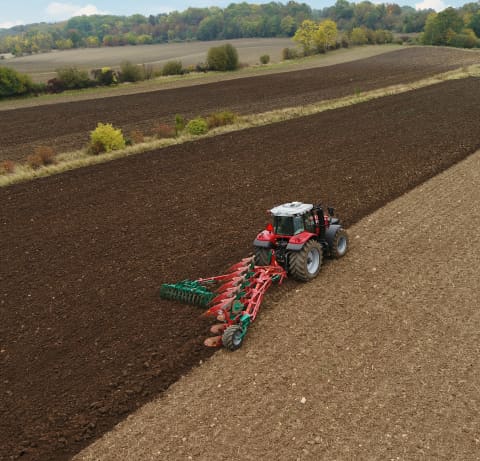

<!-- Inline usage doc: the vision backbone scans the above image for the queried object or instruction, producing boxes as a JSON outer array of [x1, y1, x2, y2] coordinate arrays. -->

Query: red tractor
[[253, 201, 348, 281]]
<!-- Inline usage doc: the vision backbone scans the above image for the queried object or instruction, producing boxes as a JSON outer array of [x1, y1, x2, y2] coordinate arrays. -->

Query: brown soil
[[1, 46, 479, 162], [76, 147, 480, 461], [1, 77, 480, 461]]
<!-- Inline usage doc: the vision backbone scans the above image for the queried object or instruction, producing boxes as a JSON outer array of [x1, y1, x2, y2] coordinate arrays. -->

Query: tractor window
[[304, 213, 316, 233], [293, 216, 304, 235], [273, 216, 294, 235]]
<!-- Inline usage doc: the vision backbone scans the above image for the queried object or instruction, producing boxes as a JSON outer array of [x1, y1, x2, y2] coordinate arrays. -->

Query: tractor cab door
[[303, 212, 316, 233]]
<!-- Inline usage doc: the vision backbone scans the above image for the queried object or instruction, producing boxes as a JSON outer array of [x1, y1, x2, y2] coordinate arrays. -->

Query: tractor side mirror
[[327, 207, 335, 216]]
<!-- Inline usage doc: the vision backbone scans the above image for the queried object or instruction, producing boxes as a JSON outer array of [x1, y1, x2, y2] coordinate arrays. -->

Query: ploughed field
[[1, 46, 479, 162], [1, 76, 480, 461]]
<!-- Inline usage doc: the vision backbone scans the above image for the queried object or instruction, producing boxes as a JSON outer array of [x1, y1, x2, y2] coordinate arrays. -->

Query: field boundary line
[[1, 64, 479, 188]]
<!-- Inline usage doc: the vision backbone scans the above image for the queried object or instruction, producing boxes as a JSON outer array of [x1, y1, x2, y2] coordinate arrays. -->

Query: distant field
[[1, 38, 295, 82]]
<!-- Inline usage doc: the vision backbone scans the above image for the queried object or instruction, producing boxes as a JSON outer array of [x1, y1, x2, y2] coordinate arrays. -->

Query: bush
[[129, 129, 145, 144], [161, 60, 184, 76], [152, 123, 176, 139], [260, 54, 270, 65], [89, 123, 126, 153], [0, 160, 16, 175], [142, 64, 155, 80], [282, 47, 299, 60], [56, 67, 92, 90], [92, 67, 118, 86], [206, 111, 237, 129], [195, 62, 209, 73], [26, 146, 56, 169], [186, 117, 208, 135], [175, 114, 185, 135], [207, 44, 239, 71], [0, 66, 35, 98], [119, 61, 144, 82], [46, 77, 65, 94]]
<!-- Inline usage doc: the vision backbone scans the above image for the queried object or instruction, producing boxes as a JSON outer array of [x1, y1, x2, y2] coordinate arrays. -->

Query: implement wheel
[[254, 247, 271, 266], [222, 325, 244, 351], [330, 228, 349, 259], [288, 240, 323, 282]]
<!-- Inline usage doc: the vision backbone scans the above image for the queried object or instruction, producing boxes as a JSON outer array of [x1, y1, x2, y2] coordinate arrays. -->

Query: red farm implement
[[160, 256, 286, 350]]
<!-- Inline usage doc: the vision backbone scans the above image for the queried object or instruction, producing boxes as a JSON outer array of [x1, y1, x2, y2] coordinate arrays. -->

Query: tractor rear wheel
[[222, 325, 244, 351], [288, 240, 323, 282], [254, 247, 271, 266], [330, 228, 349, 259]]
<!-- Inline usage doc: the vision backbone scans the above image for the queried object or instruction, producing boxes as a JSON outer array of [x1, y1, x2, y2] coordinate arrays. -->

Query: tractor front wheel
[[288, 240, 323, 282], [254, 247, 271, 266], [222, 325, 244, 351]]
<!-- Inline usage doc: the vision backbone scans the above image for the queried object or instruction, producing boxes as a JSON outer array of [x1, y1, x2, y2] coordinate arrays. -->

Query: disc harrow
[[159, 256, 286, 350]]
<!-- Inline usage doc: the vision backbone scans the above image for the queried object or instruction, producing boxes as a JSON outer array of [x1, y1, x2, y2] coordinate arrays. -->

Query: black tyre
[[330, 228, 348, 259], [222, 325, 244, 351], [288, 240, 323, 282], [254, 247, 271, 266]]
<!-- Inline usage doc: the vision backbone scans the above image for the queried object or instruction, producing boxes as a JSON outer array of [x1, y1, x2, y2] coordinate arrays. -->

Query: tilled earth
[[1, 77, 480, 460], [0, 46, 479, 162]]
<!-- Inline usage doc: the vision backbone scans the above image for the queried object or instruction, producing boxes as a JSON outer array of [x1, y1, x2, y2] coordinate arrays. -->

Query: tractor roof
[[270, 202, 313, 217]]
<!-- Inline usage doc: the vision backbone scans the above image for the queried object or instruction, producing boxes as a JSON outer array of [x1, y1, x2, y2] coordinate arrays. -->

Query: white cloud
[[0, 20, 24, 29], [46, 2, 109, 20], [415, 0, 449, 11]]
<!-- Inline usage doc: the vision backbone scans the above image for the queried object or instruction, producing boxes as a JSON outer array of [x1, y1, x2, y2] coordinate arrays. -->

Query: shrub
[[56, 67, 92, 90], [129, 129, 145, 144], [195, 62, 209, 73], [119, 60, 144, 82], [92, 67, 118, 86], [152, 123, 176, 139], [259, 54, 270, 65], [89, 123, 126, 153], [161, 60, 184, 76], [142, 64, 155, 80], [206, 111, 237, 129], [46, 77, 65, 94], [175, 114, 185, 135], [282, 47, 299, 60], [0, 160, 16, 175], [186, 117, 208, 135], [0, 66, 35, 98], [26, 146, 57, 169], [207, 44, 239, 71]]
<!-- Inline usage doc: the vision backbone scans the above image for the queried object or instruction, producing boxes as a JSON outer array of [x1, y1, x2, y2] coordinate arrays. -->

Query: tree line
[[1, 1, 480, 56]]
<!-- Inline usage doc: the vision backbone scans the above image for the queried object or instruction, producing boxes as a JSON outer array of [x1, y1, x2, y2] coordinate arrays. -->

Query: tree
[[469, 11, 480, 37], [317, 19, 338, 49], [422, 8, 463, 45], [293, 19, 318, 54], [350, 27, 368, 44]]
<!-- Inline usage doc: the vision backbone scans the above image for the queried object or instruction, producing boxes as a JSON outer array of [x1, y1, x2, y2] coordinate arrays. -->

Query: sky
[[0, 0, 468, 29]]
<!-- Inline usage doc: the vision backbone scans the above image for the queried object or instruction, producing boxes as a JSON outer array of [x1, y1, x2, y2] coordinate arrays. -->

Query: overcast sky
[[0, 0, 463, 29]]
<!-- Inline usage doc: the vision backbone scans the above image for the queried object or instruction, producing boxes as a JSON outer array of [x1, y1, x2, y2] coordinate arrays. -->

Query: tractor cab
[[270, 202, 314, 236]]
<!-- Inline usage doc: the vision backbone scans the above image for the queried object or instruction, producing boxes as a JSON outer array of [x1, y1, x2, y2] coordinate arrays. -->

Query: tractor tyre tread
[[330, 228, 349, 259], [222, 325, 244, 351], [254, 247, 271, 266], [288, 240, 323, 282]]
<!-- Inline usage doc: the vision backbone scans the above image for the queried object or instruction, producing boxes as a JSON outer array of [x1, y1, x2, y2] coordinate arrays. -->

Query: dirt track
[[1, 77, 480, 461], [76, 147, 480, 461], [1, 47, 479, 162]]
